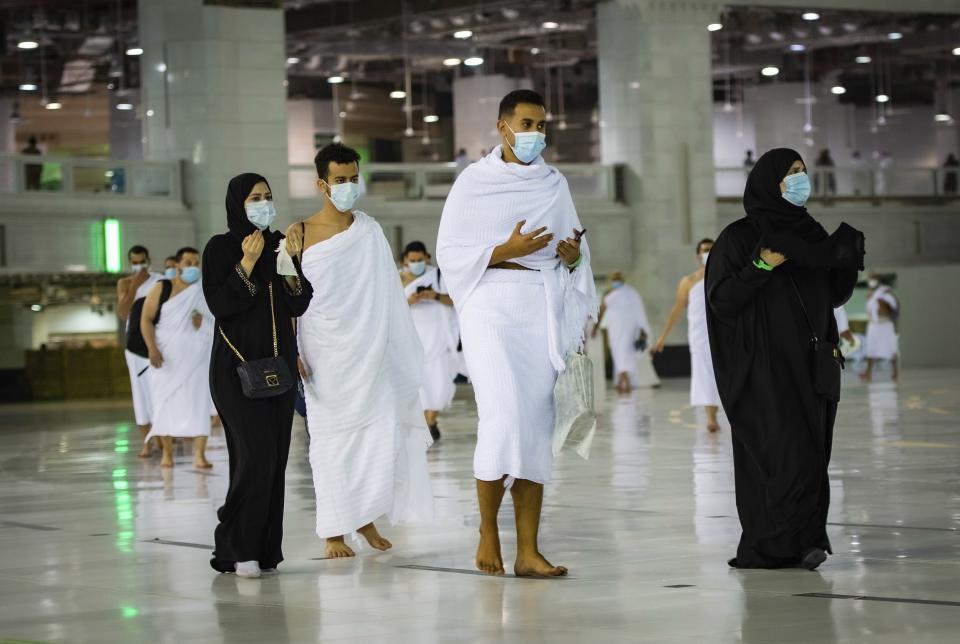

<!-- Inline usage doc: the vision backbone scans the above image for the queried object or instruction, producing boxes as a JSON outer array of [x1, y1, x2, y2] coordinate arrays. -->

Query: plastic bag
[[552, 353, 597, 459]]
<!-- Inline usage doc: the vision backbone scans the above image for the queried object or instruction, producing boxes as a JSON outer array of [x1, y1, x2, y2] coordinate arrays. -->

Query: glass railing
[[0, 154, 181, 199], [716, 166, 960, 199], [289, 162, 618, 201]]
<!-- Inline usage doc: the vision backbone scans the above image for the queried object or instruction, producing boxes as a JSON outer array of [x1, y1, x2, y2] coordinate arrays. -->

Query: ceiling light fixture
[[542, 21, 559, 29], [125, 47, 143, 56], [934, 111, 952, 123], [423, 114, 440, 123], [887, 32, 903, 40], [802, 12, 820, 21], [19, 83, 38, 91], [530, 47, 540, 54], [45, 101, 62, 110], [855, 55, 872, 64], [390, 90, 407, 99], [875, 94, 890, 103], [443, 58, 461, 66], [464, 56, 484, 66], [116, 102, 133, 110], [790, 43, 806, 52], [761, 66, 780, 77], [327, 75, 344, 84], [286, 57, 300, 64], [707, 23, 723, 32], [17, 40, 39, 50], [831, 85, 847, 95], [453, 30, 473, 39], [953, 47, 960, 56]]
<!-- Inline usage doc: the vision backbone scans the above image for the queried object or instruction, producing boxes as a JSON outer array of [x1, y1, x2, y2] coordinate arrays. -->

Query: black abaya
[[706, 149, 862, 569], [203, 173, 312, 572]]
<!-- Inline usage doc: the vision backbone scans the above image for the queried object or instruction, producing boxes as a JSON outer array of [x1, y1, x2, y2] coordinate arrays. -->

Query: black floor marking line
[[795, 592, 960, 608], [0, 520, 60, 531], [826, 522, 958, 533], [89, 532, 111, 537], [145, 538, 214, 550], [664, 584, 695, 588]]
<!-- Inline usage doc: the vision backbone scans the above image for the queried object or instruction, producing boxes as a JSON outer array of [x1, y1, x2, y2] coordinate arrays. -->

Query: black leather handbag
[[790, 276, 844, 402], [219, 282, 293, 399]]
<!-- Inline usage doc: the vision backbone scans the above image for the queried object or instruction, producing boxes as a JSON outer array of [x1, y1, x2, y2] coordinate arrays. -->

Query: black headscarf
[[744, 148, 864, 270], [225, 172, 284, 280]]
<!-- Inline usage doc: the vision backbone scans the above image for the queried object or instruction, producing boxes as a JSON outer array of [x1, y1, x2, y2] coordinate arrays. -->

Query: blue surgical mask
[[408, 261, 427, 277], [245, 200, 276, 230], [180, 266, 201, 284], [164, 267, 177, 280], [782, 171, 811, 207], [504, 122, 547, 164], [326, 181, 361, 212], [611, 280, 624, 289]]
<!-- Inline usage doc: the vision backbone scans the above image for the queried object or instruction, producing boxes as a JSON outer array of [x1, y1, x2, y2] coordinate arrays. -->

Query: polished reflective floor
[[0, 369, 958, 643]]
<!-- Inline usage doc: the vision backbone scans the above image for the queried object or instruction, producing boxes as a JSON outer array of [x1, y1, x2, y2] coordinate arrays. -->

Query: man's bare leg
[[511, 479, 567, 578], [159, 436, 174, 468], [705, 406, 720, 433], [137, 424, 154, 458], [193, 436, 212, 469], [325, 536, 355, 558], [476, 478, 507, 574], [891, 356, 899, 382], [425, 409, 441, 440], [862, 358, 875, 382], [358, 522, 392, 551], [616, 372, 631, 394]]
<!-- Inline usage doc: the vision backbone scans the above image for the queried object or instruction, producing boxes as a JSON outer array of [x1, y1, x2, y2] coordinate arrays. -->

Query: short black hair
[[165, 256, 177, 263], [498, 89, 546, 120], [696, 238, 714, 254], [314, 143, 361, 182], [128, 245, 149, 259], [403, 241, 429, 258], [175, 246, 199, 261]]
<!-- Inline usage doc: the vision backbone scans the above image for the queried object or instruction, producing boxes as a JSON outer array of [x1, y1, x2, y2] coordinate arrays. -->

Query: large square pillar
[[138, 0, 289, 246], [598, 0, 719, 329]]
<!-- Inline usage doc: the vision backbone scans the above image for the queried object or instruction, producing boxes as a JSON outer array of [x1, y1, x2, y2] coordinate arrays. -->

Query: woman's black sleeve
[[706, 229, 775, 320], [202, 237, 262, 319], [829, 267, 859, 308], [279, 255, 313, 318]]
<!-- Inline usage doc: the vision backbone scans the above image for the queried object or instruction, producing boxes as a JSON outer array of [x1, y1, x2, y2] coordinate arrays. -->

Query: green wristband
[[567, 254, 583, 269], [753, 258, 775, 272]]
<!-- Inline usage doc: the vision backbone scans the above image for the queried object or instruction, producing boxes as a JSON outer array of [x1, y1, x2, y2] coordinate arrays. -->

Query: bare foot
[[160, 458, 174, 469], [707, 422, 720, 433], [325, 536, 355, 558], [137, 445, 153, 459], [358, 523, 393, 551], [194, 459, 213, 470], [475, 526, 505, 575], [514, 552, 568, 578]]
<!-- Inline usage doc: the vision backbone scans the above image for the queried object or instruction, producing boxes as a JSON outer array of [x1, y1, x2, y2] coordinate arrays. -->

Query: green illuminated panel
[[104, 218, 122, 273]]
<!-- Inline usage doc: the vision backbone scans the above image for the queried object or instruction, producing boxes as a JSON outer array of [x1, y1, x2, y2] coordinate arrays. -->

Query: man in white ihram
[[438, 89, 596, 577], [593, 271, 652, 394], [280, 143, 434, 559], [863, 276, 899, 382]]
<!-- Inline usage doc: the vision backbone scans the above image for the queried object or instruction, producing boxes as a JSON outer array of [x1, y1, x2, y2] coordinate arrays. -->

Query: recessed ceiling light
[[17, 40, 39, 50], [443, 58, 462, 66], [146, 109, 155, 117], [464, 56, 484, 66], [125, 47, 144, 56], [953, 47, 960, 56], [286, 57, 300, 64], [875, 94, 890, 103], [423, 114, 440, 123], [339, 111, 347, 118], [156, 63, 167, 72], [542, 21, 559, 29], [19, 83, 38, 91], [390, 90, 407, 99], [530, 47, 540, 55], [707, 23, 723, 32], [761, 66, 780, 76], [769, 31, 784, 41], [934, 112, 951, 122], [831, 86, 847, 95], [802, 12, 820, 21], [327, 75, 344, 84], [855, 55, 872, 63], [45, 101, 62, 110], [790, 43, 806, 52], [116, 102, 134, 110], [453, 30, 473, 39], [887, 32, 903, 40]]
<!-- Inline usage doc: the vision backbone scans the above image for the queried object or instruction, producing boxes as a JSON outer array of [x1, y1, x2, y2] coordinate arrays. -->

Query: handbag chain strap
[[788, 275, 818, 344], [218, 281, 279, 363]]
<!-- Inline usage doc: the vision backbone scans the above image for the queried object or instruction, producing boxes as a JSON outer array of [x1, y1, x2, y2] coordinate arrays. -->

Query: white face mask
[[131, 262, 148, 273], [325, 181, 361, 212], [245, 200, 276, 230], [407, 261, 427, 277]]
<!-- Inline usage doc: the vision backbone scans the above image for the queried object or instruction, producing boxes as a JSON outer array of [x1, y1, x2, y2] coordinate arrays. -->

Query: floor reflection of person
[[706, 148, 864, 571]]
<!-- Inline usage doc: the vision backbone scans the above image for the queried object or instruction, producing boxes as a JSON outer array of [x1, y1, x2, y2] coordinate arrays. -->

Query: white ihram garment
[[687, 279, 721, 407], [437, 146, 597, 484], [833, 305, 850, 335], [125, 272, 162, 426], [403, 266, 459, 411], [144, 283, 214, 440], [603, 284, 649, 385], [865, 286, 898, 360], [297, 211, 434, 539]]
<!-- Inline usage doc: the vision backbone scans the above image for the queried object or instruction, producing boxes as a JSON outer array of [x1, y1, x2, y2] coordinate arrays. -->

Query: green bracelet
[[567, 254, 583, 269], [753, 258, 775, 272]]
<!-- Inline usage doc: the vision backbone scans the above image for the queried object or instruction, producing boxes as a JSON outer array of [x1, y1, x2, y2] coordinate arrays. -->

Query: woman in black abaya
[[706, 149, 864, 570], [203, 173, 312, 577]]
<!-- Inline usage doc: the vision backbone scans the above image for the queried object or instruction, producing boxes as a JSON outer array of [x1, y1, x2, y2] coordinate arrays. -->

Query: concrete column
[[138, 0, 290, 245], [597, 0, 719, 332]]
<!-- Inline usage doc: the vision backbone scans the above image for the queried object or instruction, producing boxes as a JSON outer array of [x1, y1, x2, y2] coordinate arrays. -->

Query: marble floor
[[0, 370, 958, 643]]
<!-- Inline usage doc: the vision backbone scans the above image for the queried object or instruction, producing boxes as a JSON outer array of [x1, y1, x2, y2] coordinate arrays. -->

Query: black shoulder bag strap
[[789, 274, 844, 401], [153, 279, 173, 325], [788, 275, 818, 346]]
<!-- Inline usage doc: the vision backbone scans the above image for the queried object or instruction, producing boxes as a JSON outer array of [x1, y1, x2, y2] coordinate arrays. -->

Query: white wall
[[287, 99, 334, 165], [886, 264, 960, 369], [453, 74, 533, 161], [28, 303, 117, 348]]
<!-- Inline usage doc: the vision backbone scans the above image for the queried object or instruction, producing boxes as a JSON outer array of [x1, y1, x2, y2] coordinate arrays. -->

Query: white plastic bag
[[552, 353, 597, 459]]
